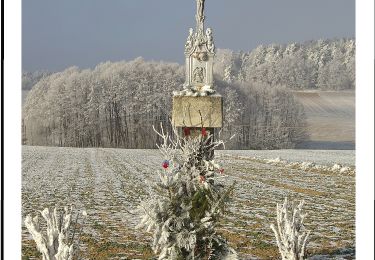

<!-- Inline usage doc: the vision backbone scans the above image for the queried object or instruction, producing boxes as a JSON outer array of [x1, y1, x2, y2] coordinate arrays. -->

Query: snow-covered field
[[217, 150, 355, 167], [22, 146, 355, 259], [294, 91, 355, 150]]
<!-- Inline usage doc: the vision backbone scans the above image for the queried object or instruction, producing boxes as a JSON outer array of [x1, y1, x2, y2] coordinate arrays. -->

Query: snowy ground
[[217, 150, 355, 167], [22, 146, 355, 259], [294, 91, 355, 150]]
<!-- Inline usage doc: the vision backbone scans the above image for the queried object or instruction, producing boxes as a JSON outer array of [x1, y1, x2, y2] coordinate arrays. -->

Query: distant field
[[22, 146, 355, 259], [294, 91, 355, 150]]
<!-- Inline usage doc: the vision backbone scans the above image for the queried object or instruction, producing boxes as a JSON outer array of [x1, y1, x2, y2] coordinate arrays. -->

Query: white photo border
[[3, 0, 374, 259]]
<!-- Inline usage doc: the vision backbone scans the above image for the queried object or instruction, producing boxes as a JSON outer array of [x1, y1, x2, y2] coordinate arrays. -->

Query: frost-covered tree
[[214, 38, 355, 90], [223, 65, 234, 83], [23, 60, 185, 148], [22, 70, 52, 90], [24, 206, 87, 260], [137, 125, 237, 259], [224, 81, 307, 149], [270, 198, 310, 260]]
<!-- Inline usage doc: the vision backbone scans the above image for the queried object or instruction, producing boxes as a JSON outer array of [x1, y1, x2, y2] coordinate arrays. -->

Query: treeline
[[23, 38, 355, 93], [22, 70, 52, 90], [23, 58, 307, 149], [214, 38, 355, 90]]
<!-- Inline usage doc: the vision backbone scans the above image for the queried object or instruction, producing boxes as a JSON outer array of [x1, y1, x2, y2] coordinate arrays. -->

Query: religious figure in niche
[[193, 67, 205, 83]]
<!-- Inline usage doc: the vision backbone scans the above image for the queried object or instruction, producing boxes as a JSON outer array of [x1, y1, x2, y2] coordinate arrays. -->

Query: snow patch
[[263, 157, 354, 175]]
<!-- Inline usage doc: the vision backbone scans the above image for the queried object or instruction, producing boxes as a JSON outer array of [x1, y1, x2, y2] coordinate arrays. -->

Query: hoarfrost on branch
[[270, 198, 311, 260], [24, 206, 87, 260]]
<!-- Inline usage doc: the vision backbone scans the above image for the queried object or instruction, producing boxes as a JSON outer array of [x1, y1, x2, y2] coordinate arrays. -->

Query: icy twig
[[24, 206, 86, 260], [270, 198, 311, 260]]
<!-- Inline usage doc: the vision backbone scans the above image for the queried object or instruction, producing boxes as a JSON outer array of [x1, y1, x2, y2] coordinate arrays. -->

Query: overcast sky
[[22, 0, 355, 72]]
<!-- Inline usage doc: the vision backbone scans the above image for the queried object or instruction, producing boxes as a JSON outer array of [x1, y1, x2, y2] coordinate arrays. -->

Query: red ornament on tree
[[219, 168, 224, 174], [162, 160, 169, 169], [183, 127, 191, 137], [201, 128, 207, 137], [200, 175, 206, 183]]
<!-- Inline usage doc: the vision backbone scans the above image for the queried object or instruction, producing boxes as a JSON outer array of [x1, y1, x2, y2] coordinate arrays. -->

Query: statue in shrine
[[185, 28, 194, 52], [206, 28, 215, 53], [197, 0, 205, 19], [193, 67, 205, 83], [175, 0, 217, 96]]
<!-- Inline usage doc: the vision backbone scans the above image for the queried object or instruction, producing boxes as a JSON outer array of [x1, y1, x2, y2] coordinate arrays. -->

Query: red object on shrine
[[183, 127, 191, 136], [201, 128, 207, 137]]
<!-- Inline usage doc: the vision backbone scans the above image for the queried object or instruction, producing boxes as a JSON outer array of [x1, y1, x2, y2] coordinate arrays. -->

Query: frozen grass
[[22, 146, 355, 259]]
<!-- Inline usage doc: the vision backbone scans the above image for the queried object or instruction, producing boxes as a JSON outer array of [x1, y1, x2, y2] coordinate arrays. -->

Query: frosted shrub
[[24, 206, 87, 260], [137, 125, 238, 259], [270, 198, 310, 260]]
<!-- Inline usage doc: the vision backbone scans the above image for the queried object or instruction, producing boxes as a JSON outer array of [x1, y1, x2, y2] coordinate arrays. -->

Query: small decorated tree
[[137, 125, 237, 259]]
